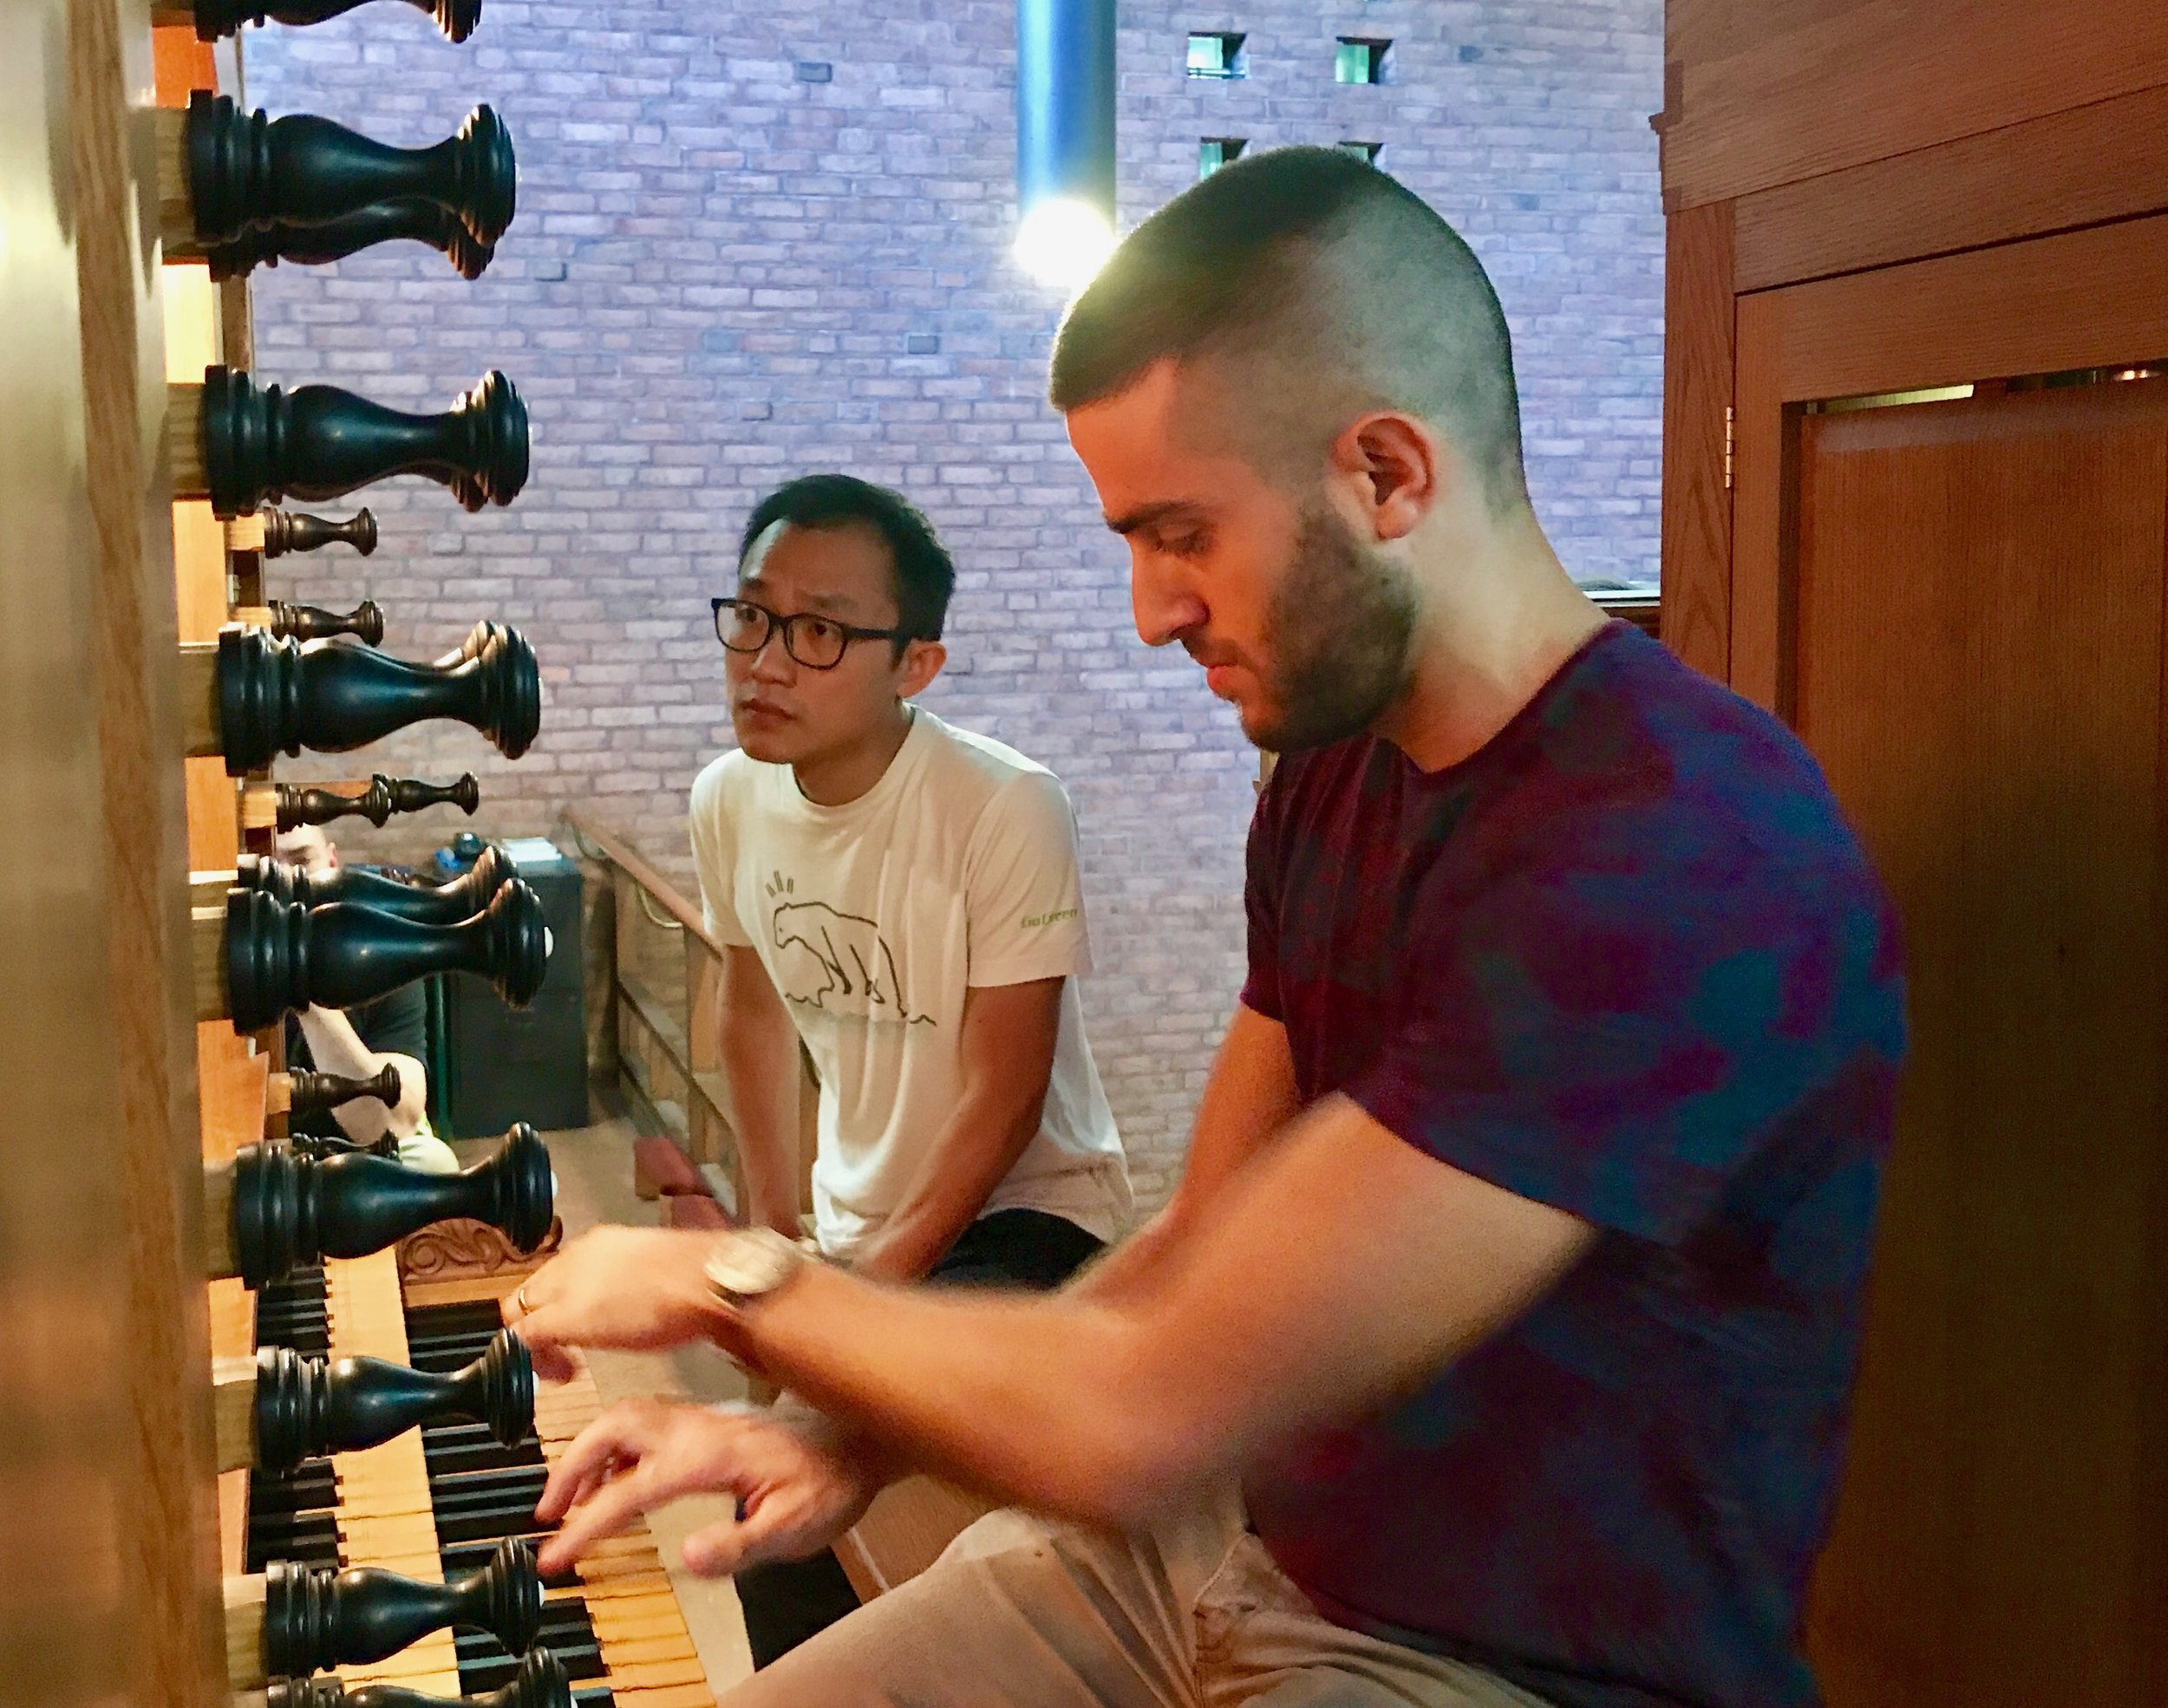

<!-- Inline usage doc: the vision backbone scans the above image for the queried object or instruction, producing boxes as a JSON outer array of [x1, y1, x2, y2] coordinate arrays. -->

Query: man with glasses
[[689, 471, 1133, 1663]]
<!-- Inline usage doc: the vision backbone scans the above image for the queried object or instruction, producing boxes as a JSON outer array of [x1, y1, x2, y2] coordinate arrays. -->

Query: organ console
[[186, 623, 541, 771], [173, 0, 483, 43], [274, 1062, 408, 1119], [209, 1123, 555, 1288], [268, 773, 484, 831], [214, 1329, 533, 1472], [160, 95, 515, 250], [173, 366, 530, 516], [230, 840, 512, 920]]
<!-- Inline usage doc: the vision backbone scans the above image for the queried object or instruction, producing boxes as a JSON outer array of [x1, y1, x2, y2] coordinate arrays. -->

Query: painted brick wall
[[241, 0, 1662, 1206]]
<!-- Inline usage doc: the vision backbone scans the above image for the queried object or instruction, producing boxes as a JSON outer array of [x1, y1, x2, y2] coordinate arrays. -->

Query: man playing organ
[[509, 148, 1905, 1708], [688, 472, 1135, 1660]]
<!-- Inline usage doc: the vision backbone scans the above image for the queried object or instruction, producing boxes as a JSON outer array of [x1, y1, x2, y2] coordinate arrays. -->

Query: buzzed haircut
[[1049, 146, 1528, 512], [738, 473, 957, 643]]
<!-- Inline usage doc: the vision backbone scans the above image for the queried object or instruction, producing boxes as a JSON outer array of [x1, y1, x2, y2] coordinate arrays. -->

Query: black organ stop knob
[[252, 1328, 533, 1472], [263, 1539, 543, 1674], [285, 1062, 405, 1118], [238, 841, 513, 924], [229, 1121, 553, 1288], [266, 600, 385, 645], [183, 93, 513, 247], [276, 773, 481, 831], [222, 876, 550, 1033], [196, 365, 528, 518], [262, 507, 378, 559], [186, 0, 482, 45], [214, 623, 539, 773], [205, 199, 495, 283], [267, 1651, 572, 1708]]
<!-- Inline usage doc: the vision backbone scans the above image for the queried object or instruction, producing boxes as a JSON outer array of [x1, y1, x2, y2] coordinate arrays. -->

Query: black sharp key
[[245, 1503, 340, 1573], [570, 1689, 615, 1708], [455, 1600, 606, 1691], [249, 1461, 339, 1516], [423, 1431, 545, 1477]]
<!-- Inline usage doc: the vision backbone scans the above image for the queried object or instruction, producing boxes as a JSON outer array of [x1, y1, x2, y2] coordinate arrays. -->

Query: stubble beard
[[1247, 505, 1419, 753]]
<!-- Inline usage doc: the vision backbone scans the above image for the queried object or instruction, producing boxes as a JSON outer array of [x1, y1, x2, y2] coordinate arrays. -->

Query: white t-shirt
[[689, 707, 1133, 1261]]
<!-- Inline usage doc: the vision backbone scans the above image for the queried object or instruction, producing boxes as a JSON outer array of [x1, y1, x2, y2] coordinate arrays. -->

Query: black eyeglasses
[[710, 596, 917, 671]]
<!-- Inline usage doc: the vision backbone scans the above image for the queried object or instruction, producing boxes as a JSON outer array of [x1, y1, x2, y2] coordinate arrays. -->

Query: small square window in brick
[[1186, 31, 1245, 78], [1335, 37, 1389, 84], [1198, 136, 1246, 178]]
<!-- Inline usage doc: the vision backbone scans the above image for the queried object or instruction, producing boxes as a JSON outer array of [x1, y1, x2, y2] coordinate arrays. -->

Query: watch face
[[705, 1229, 796, 1298]]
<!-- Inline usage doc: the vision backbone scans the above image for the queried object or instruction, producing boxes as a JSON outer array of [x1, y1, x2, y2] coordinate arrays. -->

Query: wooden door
[[1732, 217, 2168, 1707]]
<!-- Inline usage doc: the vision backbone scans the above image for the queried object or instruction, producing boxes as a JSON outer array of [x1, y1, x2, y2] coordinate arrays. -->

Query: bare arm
[[850, 976, 1065, 1284], [519, 1095, 1594, 1544], [732, 1098, 1593, 1529], [1067, 1001, 1300, 1307], [716, 945, 806, 1238]]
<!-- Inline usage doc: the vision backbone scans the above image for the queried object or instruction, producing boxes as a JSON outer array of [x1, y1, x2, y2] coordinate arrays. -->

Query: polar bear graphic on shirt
[[769, 898, 929, 1026]]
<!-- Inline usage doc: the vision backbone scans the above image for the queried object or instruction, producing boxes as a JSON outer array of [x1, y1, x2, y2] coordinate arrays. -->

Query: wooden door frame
[[1731, 212, 2168, 714]]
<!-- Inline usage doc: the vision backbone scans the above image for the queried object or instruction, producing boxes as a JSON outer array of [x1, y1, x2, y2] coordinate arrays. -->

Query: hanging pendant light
[[1015, 0, 1116, 290]]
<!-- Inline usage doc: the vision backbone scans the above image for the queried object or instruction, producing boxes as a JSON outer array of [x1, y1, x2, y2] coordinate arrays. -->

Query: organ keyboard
[[245, 1252, 717, 1708]]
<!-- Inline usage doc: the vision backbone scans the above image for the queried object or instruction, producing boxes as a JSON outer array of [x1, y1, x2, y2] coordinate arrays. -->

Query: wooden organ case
[[2, 7, 714, 1708], [1657, 4, 2168, 1705]]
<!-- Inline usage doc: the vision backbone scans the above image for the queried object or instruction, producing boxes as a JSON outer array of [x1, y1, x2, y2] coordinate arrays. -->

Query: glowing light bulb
[[1014, 197, 1116, 291]]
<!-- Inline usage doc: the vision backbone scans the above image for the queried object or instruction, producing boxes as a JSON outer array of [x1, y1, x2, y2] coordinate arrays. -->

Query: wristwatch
[[702, 1225, 809, 1318]]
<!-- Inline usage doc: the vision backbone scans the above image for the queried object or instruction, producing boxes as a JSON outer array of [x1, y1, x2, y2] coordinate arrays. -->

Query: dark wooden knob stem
[[285, 1062, 406, 1118], [215, 623, 539, 774], [229, 1121, 553, 1288], [186, 0, 481, 44], [274, 773, 482, 831], [205, 199, 495, 282], [238, 842, 512, 923], [262, 1538, 542, 1674], [252, 1328, 532, 1472], [185, 92, 513, 246], [262, 507, 378, 559], [267, 1649, 571, 1708], [223, 876, 549, 1032], [268, 600, 385, 644], [196, 365, 527, 518]]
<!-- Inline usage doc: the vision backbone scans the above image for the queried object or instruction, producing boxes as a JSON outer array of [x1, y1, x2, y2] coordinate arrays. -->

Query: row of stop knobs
[[173, 12, 571, 1702]]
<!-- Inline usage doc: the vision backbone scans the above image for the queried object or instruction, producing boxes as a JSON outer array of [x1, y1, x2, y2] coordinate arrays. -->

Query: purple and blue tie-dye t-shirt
[[1240, 623, 1904, 1708]]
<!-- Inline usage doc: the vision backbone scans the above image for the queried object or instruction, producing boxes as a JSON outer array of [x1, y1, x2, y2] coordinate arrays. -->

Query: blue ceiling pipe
[[1016, 0, 1116, 223]]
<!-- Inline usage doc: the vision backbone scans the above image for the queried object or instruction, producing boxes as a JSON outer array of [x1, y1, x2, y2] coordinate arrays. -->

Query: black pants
[[734, 1207, 1105, 1668]]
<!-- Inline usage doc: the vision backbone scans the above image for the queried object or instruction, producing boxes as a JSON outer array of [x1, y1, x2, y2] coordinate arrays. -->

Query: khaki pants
[[720, 1489, 1551, 1707]]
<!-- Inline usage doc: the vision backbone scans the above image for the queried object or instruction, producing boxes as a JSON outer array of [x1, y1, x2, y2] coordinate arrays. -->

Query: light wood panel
[[1789, 379, 2168, 1708], [1662, 0, 2168, 210]]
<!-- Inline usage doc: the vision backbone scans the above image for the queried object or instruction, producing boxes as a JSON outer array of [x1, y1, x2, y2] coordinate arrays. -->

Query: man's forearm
[[738, 1261, 1176, 1527], [719, 1022, 807, 1235]]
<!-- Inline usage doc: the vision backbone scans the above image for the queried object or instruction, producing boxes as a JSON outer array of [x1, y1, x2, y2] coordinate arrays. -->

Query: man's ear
[[1328, 410, 1444, 544], [897, 638, 947, 699]]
